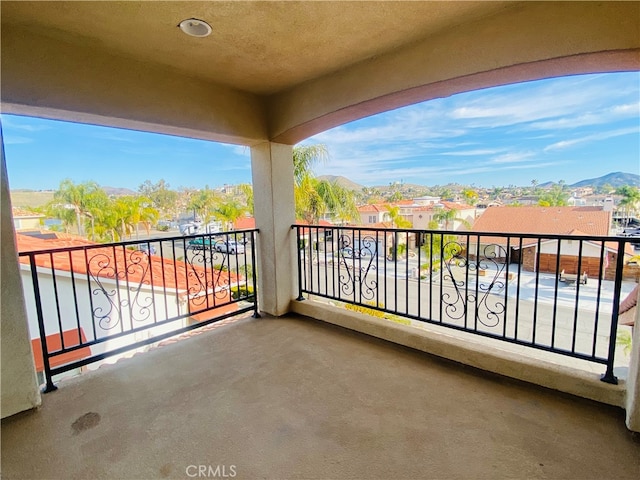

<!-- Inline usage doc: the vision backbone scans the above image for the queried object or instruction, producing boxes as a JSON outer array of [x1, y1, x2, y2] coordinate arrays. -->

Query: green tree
[[530, 179, 539, 195], [490, 186, 504, 201], [215, 199, 247, 231], [385, 205, 411, 260], [138, 179, 178, 219], [187, 187, 218, 222], [53, 179, 105, 236], [238, 183, 254, 215], [538, 185, 569, 206], [616, 186, 640, 227], [461, 188, 478, 206], [293, 144, 329, 186], [422, 220, 457, 272], [45, 202, 76, 233], [292, 144, 358, 224]]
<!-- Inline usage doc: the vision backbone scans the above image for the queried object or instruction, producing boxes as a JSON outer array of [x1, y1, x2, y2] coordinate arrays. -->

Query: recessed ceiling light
[[178, 18, 212, 38]]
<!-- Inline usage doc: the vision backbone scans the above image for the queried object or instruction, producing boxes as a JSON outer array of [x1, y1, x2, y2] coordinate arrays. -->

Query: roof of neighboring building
[[358, 201, 472, 214], [31, 329, 92, 372], [12, 207, 45, 218], [440, 201, 475, 211], [233, 216, 256, 230], [472, 206, 611, 236], [358, 204, 386, 213], [16, 232, 238, 297]]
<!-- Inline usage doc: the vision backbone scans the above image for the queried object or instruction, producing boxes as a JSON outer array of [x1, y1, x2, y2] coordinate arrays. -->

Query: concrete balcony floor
[[2, 314, 639, 479]]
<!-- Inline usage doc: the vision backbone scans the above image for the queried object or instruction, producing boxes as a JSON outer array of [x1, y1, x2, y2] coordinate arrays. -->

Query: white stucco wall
[[19, 266, 185, 373]]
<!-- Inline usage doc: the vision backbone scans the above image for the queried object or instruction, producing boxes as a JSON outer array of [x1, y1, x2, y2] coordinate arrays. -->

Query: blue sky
[[2, 72, 639, 191]]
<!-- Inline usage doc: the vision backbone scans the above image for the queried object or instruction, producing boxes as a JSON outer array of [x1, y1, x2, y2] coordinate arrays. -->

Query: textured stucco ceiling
[[1, 1, 514, 95], [1, 1, 638, 145]]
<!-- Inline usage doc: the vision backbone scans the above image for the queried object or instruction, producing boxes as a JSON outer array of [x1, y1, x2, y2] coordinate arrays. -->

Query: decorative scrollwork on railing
[[185, 240, 232, 308], [337, 234, 378, 300], [441, 241, 508, 328], [88, 248, 153, 332]]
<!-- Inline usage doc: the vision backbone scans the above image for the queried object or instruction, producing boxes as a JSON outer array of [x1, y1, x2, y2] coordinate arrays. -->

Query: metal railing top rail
[[292, 224, 633, 243], [18, 229, 260, 257]]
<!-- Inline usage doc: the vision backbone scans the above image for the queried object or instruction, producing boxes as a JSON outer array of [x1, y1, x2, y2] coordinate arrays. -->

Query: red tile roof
[[31, 329, 92, 372], [472, 206, 611, 236], [358, 204, 386, 213], [440, 201, 475, 210], [16, 233, 238, 300], [12, 207, 44, 217], [233, 216, 256, 230]]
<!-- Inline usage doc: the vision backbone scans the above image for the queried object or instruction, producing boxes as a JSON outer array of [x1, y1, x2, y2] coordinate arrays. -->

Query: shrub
[[345, 302, 385, 318], [231, 285, 254, 300]]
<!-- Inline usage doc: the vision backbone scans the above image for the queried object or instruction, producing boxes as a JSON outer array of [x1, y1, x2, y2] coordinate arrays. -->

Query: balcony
[[2, 313, 640, 479], [2, 2, 640, 477]]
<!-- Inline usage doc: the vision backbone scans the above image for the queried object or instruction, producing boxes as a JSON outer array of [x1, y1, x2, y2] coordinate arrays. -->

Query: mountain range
[[320, 172, 639, 191], [567, 171, 639, 188]]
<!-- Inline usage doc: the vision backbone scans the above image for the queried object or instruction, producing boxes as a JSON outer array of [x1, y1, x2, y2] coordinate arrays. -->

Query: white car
[[215, 240, 245, 254]]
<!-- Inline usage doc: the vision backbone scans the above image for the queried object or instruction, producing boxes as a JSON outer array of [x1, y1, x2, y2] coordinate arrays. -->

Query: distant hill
[[570, 172, 639, 188], [317, 175, 363, 191], [10, 190, 55, 208], [539, 172, 639, 189], [102, 186, 137, 196]]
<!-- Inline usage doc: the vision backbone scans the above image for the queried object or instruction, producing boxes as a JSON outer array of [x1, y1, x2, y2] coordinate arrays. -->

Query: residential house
[[12, 207, 45, 231], [469, 206, 635, 279], [17, 231, 239, 380], [358, 199, 477, 232]]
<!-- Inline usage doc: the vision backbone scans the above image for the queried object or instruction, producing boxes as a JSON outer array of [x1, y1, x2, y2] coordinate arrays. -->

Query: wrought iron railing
[[19, 230, 259, 392], [293, 224, 639, 384]]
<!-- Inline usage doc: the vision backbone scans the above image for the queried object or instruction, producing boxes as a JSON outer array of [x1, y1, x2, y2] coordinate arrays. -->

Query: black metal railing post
[[251, 230, 261, 318], [601, 239, 626, 384], [294, 226, 305, 301], [29, 255, 58, 393]]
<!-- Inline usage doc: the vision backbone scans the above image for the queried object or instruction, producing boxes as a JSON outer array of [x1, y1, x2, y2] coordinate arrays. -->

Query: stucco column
[[250, 142, 296, 316], [0, 125, 41, 418], [625, 293, 640, 432]]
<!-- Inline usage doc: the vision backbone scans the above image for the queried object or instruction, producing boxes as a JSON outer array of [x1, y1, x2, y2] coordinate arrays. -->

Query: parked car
[[215, 240, 245, 254], [187, 237, 213, 250], [137, 243, 156, 255]]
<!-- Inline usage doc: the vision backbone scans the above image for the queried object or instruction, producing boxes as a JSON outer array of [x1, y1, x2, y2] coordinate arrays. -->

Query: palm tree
[[292, 144, 358, 224], [385, 205, 411, 260], [53, 179, 104, 236], [187, 187, 219, 222], [238, 183, 254, 215], [616, 186, 640, 227], [293, 144, 329, 187], [215, 200, 247, 231], [422, 220, 458, 272], [121, 196, 159, 238], [433, 208, 457, 231]]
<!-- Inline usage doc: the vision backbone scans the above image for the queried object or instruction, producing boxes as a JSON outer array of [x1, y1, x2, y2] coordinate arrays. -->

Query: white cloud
[[490, 151, 535, 164], [442, 148, 504, 156], [544, 127, 639, 152]]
